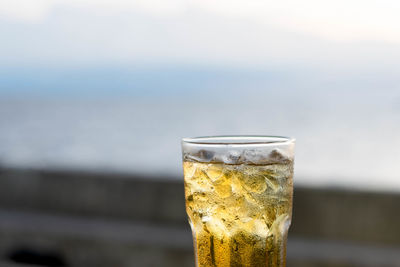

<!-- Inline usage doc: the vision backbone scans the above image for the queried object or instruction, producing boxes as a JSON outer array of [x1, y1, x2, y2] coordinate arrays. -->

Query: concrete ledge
[[0, 209, 399, 267], [291, 186, 400, 245], [0, 168, 186, 225], [0, 209, 191, 250], [0, 263, 37, 267], [0, 167, 399, 246]]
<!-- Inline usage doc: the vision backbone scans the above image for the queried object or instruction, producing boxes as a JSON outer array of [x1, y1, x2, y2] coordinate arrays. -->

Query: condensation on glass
[[182, 136, 295, 267]]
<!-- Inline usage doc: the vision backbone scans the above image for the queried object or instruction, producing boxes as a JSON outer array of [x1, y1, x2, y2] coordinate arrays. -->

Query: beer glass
[[182, 136, 295, 267]]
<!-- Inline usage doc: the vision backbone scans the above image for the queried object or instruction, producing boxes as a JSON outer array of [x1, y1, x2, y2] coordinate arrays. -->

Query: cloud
[[0, 0, 187, 22], [196, 0, 400, 43], [1, 0, 400, 42], [0, 0, 399, 68], [0, 0, 52, 22]]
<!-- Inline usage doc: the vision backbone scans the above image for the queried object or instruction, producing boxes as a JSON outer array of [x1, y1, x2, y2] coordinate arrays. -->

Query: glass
[[181, 136, 295, 267]]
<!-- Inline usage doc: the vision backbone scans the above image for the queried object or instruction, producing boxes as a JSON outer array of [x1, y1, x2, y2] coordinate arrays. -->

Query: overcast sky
[[1, 1, 400, 189], [0, 0, 400, 69]]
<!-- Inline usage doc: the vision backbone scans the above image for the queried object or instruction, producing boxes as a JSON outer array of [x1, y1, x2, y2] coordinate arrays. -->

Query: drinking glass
[[182, 136, 295, 267]]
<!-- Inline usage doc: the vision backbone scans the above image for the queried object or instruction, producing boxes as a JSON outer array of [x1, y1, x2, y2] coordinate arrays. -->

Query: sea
[[1, 66, 399, 191]]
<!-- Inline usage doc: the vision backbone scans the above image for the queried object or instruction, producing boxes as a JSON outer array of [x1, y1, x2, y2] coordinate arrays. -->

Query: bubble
[[241, 217, 253, 223], [201, 215, 211, 222]]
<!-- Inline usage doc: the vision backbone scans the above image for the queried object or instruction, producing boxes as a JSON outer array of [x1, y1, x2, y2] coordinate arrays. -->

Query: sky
[[0, 0, 400, 69], [0, 1, 400, 190]]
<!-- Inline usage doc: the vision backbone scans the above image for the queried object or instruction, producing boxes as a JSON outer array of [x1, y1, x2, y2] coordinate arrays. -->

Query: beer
[[182, 136, 295, 267]]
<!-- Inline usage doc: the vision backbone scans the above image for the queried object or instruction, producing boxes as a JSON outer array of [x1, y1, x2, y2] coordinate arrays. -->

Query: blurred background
[[0, 0, 399, 266]]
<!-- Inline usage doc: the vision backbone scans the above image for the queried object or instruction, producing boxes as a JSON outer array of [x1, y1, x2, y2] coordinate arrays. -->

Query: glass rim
[[182, 135, 295, 146]]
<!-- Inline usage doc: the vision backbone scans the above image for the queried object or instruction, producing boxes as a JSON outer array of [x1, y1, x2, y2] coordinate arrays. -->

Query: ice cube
[[214, 182, 232, 198], [230, 171, 244, 194], [185, 149, 215, 163], [205, 216, 229, 237], [268, 148, 290, 164], [264, 173, 279, 192], [241, 167, 267, 193], [243, 149, 265, 164], [222, 150, 243, 164], [183, 161, 197, 179], [204, 164, 224, 182], [243, 218, 269, 237]]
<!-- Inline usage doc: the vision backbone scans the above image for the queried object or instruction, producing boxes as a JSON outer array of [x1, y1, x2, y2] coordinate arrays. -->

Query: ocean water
[[1, 67, 400, 191]]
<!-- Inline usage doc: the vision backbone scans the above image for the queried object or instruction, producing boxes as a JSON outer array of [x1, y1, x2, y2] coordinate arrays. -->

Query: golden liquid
[[183, 161, 293, 267]]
